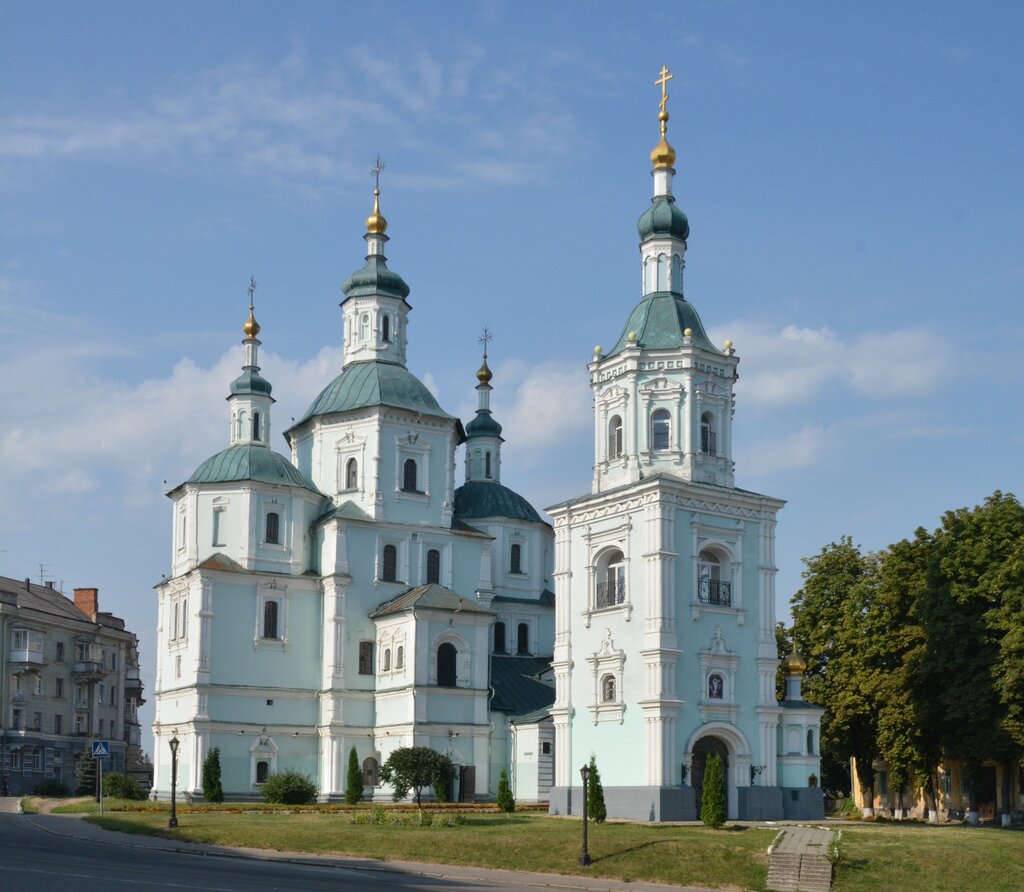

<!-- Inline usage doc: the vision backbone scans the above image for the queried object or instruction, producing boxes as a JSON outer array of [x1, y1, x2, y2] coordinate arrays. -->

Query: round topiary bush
[[261, 770, 318, 805], [32, 779, 71, 797], [103, 772, 147, 801]]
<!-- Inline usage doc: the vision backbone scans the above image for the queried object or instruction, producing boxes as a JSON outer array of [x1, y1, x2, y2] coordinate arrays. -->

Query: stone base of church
[[550, 785, 824, 822], [549, 785, 696, 821]]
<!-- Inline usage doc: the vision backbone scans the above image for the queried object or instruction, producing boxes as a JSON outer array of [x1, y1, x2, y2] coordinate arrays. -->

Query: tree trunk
[[856, 755, 875, 818], [923, 771, 939, 823], [1000, 759, 1013, 828], [967, 774, 979, 825]]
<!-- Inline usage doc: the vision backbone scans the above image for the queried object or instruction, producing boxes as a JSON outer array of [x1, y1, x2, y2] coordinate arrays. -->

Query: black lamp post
[[578, 763, 592, 867], [168, 732, 180, 829]]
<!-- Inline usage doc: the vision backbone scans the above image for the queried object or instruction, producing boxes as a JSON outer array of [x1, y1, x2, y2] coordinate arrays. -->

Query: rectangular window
[[98, 719, 104, 737], [358, 641, 374, 675], [212, 508, 225, 546], [34, 750, 43, 771], [262, 600, 280, 639], [172, 602, 179, 640], [180, 597, 188, 638], [542, 741, 551, 755], [99, 683, 106, 702], [11, 751, 20, 770], [175, 655, 182, 678], [56, 677, 64, 698], [56, 641, 65, 661], [110, 686, 117, 706], [110, 651, 117, 671], [34, 675, 43, 695], [32, 711, 42, 730], [54, 714, 63, 735]]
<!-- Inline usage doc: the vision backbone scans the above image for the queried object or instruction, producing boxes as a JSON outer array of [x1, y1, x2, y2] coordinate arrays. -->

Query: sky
[[2, 1, 1022, 756]]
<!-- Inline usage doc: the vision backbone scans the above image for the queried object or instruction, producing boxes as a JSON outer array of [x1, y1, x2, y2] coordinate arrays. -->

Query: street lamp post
[[578, 764, 592, 867], [168, 732, 180, 829]]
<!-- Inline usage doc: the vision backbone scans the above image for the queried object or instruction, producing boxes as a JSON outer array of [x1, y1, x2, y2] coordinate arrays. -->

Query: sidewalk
[[23, 810, 724, 892]]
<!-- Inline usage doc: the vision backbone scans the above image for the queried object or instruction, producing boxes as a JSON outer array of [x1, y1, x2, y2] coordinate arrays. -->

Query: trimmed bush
[[587, 755, 607, 823], [202, 747, 224, 803], [496, 768, 515, 813], [261, 770, 318, 805], [103, 772, 147, 801], [345, 747, 363, 805], [32, 779, 71, 797], [700, 754, 727, 828]]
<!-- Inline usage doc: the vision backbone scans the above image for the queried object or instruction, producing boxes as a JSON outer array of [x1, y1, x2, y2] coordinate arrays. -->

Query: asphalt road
[[0, 812, 536, 892]]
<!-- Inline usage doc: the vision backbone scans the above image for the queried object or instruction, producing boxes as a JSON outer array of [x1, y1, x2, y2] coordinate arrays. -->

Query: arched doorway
[[691, 736, 729, 817]]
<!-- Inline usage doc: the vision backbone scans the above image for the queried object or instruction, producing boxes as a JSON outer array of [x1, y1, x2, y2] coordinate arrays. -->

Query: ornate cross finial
[[370, 155, 385, 193], [655, 65, 674, 114], [478, 326, 493, 359], [247, 274, 257, 311]]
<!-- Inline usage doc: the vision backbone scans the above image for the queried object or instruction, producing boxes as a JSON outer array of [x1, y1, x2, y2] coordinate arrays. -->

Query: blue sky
[[2, 1, 1022, 754]]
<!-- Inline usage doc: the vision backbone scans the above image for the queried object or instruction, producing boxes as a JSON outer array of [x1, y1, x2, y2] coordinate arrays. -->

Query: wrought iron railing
[[595, 579, 626, 609], [698, 578, 732, 606]]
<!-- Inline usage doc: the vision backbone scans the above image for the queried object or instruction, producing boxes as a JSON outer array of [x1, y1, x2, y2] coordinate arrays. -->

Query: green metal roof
[[490, 655, 555, 718], [369, 583, 493, 618], [638, 194, 690, 242], [454, 481, 545, 524], [465, 409, 503, 439], [229, 368, 273, 396], [288, 360, 457, 433], [341, 256, 410, 302], [186, 444, 320, 493], [604, 291, 720, 358]]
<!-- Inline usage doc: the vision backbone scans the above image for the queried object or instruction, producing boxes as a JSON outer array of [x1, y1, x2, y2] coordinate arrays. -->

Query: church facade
[[546, 72, 822, 821]]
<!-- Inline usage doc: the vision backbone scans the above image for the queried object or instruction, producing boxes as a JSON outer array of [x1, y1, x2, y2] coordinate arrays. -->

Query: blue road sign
[[92, 740, 110, 757]]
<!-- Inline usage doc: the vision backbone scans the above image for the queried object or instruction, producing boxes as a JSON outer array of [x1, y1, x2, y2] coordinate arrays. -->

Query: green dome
[[229, 368, 273, 396], [604, 292, 720, 358], [288, 360, 455, 433], [341, 257, 410, 302], [186, 444, 319, 492], [465, 410, 503, 439], [638, 195, 689, 242], [454, 481, 543, 524]]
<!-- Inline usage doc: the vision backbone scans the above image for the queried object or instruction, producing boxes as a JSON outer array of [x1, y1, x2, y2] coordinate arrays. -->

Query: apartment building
[[1, 576, 146, 796]]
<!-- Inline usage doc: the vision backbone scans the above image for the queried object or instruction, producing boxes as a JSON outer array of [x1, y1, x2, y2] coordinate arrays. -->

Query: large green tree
[[379, 747, 455, 809]]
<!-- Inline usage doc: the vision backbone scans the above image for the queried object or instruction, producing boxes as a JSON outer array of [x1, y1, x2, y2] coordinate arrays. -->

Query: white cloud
[[708, 321, 951, 407], [738, 425, 830, 476]]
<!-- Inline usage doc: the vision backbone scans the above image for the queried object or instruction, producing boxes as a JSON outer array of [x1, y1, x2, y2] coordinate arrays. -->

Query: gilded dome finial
[[365, 155, 388, 235], [782, 638, 807, 676], [476, 326, 494, 384], [243, 274, 261, 338], [650, 65, 677, 170]]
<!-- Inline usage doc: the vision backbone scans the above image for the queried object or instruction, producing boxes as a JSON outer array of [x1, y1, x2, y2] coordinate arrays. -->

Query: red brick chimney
[[73, 587, 99, 620]]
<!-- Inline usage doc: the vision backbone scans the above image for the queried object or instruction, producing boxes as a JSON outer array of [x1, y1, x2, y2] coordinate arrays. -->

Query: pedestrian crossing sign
[[92, 740, 110, 757]]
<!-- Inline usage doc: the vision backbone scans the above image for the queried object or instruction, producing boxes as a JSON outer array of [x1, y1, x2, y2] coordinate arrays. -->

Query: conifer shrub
[[202, 747, 224, 803], [496, 768, 515, 813], [261, 770, 318, 805], [103, 772, 146, 801], [345, 746, 364, 805], [75, 749, 97, 796], [587, 754, 607, 822], [700, 754, 727, 828], [32, 779, 70, 797]]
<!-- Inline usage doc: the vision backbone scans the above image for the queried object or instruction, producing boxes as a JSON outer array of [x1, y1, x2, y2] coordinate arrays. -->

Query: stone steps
[[767, 847, 833, 892]]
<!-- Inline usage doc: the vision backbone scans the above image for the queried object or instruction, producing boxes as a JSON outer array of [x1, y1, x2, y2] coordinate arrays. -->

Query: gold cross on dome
[[655, 65, 674, 113], [478, 326, 493, 359], [370, 155, 385, 191], [247, 275, 257, 309]]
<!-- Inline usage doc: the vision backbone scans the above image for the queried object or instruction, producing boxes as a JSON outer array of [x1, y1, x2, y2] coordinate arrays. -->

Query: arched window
[[510, 543, 522, 574], [493, 621, 506, 653], [362, 756, 379, 787], [608, 415, 623, 458], [601, 674, 617, 703], [437, 642, 457, 687], [345, 458, 358, 490], [517, 622, 529, 655], [382, 544, 398, 582], [396, 646, 404, 669], [700, 412, 716, 455], [402, 458, 418, 492], [237, 410, 248, 441], [255, 760, 270, 784], [597, 548, 626, 608], [656, 253, 668, 290], [360, 313, 370, 341], [382, 648, 391, 671], [698, 550, 730, 606], [265, 511, 280, 545], [252, 411, 261, 442], [807, 729, 815, 755], [381, 314, 390, 342], [485, 451, 492, 478], [262, 600, 279, 639], [426, 549, 441, 584], [708, 673, 724, 700], [651, 409, 671, 451]]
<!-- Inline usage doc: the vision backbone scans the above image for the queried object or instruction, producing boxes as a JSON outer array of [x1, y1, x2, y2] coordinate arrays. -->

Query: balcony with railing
[[595, 579, 627, 609], [698, 578, 732, 607], [73, 660, 106, 679], [74, 698, 91, 711]]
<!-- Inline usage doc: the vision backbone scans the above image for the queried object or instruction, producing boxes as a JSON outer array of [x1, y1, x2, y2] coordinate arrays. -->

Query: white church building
[[153, 68, 821, 818]]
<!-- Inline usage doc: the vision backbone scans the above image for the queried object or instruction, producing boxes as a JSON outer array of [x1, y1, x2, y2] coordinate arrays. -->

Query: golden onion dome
[[476, 357, 493, 384], [782, 641, 807, 676], [651, 110, 677, 169], [243, 307, 261, 338], [365, 187, 388, 234]]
